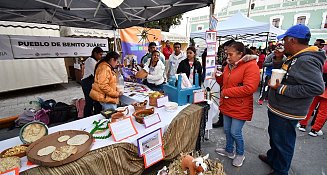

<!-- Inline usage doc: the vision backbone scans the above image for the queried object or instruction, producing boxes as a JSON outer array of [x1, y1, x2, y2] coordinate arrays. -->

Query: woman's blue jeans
[[223, 115, 246, 155]]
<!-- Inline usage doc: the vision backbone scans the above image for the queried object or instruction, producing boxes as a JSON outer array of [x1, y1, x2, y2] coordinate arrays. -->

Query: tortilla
[[0, 156, 21, 173], [67, 134, 89, 146], [22, 123, 47, 143], [51, 150, 70, 161], [51, 146, 77, 161], [57, 135, 70, 142], [37, 146, 56, 156], [59, 145, 78, 155]]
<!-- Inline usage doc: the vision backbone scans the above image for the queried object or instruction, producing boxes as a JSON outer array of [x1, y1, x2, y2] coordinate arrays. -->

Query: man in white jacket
[[167, 42, 186, 80]]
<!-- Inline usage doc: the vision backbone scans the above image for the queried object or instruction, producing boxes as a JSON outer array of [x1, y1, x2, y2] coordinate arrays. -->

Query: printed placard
[[143, 113, 161, 128], [108, 116, 138, 142], [0, 167, 19, 175], [193, 89, 205, 104], [207, 43, 216, 56], [156, 96, 169, 108], [205, 67, 215, 80], [143, 146, 165, 168], [206, 56, 216, 68], [137, 128, 163, 156], [205, 31, 217, 43]]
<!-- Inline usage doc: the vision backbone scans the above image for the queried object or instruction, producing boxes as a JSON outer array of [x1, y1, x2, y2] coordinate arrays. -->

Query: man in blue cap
[[258, 24, 326, 175]]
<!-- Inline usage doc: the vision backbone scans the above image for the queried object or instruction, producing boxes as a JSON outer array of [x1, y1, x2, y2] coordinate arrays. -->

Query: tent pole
[[114, 29, 118, 52], [209, 0, 215, 30]]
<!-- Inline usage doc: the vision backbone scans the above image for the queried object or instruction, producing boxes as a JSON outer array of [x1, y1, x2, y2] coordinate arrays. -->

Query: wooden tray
[[26, 130, 93, 167]]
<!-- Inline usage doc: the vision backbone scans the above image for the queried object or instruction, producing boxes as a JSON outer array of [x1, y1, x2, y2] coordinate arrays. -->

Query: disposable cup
[[270, 69, 286, 86]]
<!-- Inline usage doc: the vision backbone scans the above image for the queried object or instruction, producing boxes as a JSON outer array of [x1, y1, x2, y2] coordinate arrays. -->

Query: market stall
[[0, 103, 204, 174], [0, 21, 68, 93], [161, 32, 189, 51], [60, 26, 115, 83]]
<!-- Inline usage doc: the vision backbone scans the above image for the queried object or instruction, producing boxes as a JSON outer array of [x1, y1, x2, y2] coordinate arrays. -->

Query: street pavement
[[0, 81, 326, 175]]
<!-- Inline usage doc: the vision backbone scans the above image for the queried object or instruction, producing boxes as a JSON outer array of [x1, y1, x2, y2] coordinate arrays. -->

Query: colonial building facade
[[190, 0, 327, 43]]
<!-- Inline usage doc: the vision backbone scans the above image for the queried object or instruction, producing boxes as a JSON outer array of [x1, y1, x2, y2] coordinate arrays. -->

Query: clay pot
[[116, 106, 129, 115], [111, 112, 125, 123], [132, 108, 155, 124], [132, 100, 148, 111]]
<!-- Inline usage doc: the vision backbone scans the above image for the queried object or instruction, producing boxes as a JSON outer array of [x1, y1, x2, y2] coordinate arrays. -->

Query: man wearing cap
[[259, 24, 326, 175], [257, 44, 286, 105]]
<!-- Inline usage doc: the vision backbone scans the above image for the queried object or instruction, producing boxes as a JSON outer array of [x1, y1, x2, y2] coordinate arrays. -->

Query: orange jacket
[[216, 60, 260, 121], [89, 61, 120, 104]]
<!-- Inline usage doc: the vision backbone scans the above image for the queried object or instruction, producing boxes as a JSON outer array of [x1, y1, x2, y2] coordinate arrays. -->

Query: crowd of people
[[78, 24, 326, 175]]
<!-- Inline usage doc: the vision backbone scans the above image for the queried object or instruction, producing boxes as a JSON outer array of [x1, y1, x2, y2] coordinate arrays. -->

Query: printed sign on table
[[193, 89, 205, 103], [108, 116, 138, 142], [143, 146, 165, 168], [137, 128, 163, 156], [156, 96, 169, 108], [0, 167, 19, 175], [143, 113, 161, 128]]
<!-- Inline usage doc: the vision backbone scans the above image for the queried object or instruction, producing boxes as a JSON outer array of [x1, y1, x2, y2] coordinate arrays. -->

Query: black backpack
[[41, 99, 57, 110], [49, 102, 77, 124]]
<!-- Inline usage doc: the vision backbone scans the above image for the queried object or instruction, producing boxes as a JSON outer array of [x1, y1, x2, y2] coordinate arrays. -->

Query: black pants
[[81, 76, 102, 117], [259, 75, 271, 101]]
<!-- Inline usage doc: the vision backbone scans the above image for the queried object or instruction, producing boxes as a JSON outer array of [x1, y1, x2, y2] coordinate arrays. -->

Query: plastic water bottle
[[117, 68, 125, 93]]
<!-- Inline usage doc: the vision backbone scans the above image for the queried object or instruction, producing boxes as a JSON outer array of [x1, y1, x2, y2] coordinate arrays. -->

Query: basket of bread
[[149, 91, 164, 107]]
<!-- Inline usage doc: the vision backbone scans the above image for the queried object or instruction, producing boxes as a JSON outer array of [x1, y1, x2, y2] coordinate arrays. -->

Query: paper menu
[[108, 116, 138, 142], [143, 146, 165, 168]]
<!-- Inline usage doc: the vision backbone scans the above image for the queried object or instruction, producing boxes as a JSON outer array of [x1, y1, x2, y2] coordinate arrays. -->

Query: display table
[[120, 82, 218, 131], [0, 103, 206, 175]]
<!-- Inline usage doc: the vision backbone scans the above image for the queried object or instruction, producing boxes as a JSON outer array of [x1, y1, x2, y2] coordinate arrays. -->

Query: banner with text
[[120, 27, 161, 64], [9, 35, 108, 58], [0, 35, 14, 60]]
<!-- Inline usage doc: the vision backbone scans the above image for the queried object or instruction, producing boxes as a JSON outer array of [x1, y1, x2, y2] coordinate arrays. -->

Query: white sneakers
[[308, 129, 324, 137], [296, 123, 323, 137], [215, 148, 245, 167]]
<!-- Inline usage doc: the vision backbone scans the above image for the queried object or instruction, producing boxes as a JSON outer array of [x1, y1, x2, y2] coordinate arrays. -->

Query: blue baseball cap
[[277, 24, 311, 40]]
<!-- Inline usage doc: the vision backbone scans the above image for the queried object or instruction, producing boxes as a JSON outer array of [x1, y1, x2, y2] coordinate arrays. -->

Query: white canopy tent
[[0, 21, 68, 93], [190, 12, 284, 40]]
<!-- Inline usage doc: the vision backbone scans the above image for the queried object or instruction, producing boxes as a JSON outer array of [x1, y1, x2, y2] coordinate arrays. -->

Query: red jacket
[[163, 46, 173, 60], [216, 60, 260, 121]]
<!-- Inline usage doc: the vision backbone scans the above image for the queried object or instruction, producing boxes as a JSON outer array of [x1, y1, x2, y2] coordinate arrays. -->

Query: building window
[[272, 18, 280, 28], [297, 16, 306, 25], [294, 13, 310, 26], [270, 15, 284, 29], [196, 25, 204, 31]]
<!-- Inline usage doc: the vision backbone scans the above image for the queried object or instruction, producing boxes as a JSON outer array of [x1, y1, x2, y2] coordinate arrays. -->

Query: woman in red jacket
[[215, 42, 260, 167]]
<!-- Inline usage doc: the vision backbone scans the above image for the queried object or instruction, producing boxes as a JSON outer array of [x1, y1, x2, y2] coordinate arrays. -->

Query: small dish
[[132, 108, 155, 124], [0, 144, 29, 158], [164, 102, 178, 112], [19, 121, 48, 144]]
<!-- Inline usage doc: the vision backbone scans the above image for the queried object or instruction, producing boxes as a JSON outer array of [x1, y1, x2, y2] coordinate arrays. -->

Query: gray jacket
[[267, 50, 326, 120]]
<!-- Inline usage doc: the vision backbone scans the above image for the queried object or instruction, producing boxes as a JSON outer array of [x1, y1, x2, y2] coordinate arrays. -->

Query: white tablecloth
[[0, 104, 189, 173], [120, 82, 219, 131]]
